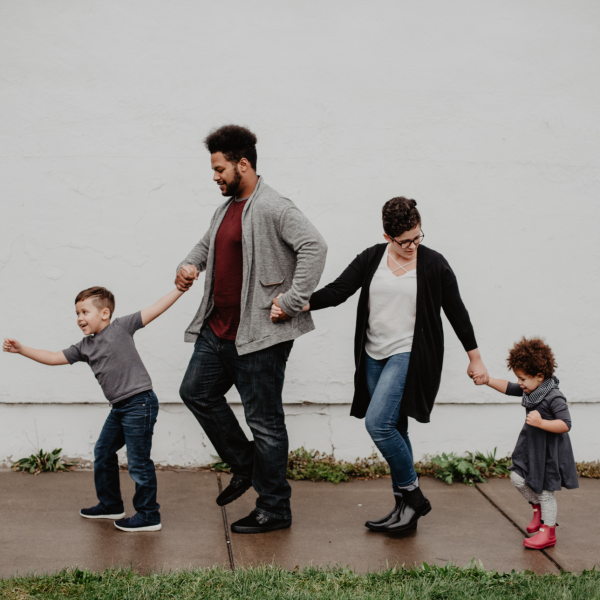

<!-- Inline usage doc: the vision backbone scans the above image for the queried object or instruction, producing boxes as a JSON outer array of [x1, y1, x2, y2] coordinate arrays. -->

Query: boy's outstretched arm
[[140, 288, 185, 326], [3, 338, 68, 365]]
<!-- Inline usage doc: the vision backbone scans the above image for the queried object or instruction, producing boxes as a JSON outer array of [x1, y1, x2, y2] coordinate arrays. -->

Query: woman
[[271, 197, 489, 533]]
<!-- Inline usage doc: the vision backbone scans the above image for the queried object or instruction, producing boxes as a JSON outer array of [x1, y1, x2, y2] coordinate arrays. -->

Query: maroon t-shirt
[[209, 199, 248, 340]]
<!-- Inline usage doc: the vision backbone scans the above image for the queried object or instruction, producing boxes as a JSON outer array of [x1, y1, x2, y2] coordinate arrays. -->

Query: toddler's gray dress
[[506, 383, 579, 495]]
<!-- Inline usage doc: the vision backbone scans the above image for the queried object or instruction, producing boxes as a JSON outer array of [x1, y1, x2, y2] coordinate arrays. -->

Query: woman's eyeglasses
[[391, 231, 424, 249]]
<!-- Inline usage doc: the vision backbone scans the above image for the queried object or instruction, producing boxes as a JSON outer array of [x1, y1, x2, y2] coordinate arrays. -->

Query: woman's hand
[[270, 294, 310, 323], [467, 349, 489, 385]]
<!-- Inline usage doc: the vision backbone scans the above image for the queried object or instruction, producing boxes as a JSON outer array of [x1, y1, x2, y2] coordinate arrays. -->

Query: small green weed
[[11, 448, 78, 475]]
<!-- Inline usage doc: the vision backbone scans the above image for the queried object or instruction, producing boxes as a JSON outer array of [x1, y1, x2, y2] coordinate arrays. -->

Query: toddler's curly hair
[[507, 337, 557, 379]]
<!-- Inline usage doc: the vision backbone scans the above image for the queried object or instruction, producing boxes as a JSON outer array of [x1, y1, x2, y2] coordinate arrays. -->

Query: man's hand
[[3, 338, 22, 353], [270, 295, 310, 323], [175, 265, 199, 292], [271, 296, 292, 323], [526, 410, 543, 428]]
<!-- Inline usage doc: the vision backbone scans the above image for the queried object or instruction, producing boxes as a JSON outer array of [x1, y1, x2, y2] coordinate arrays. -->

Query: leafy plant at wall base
[[286, 448, 390, 483], [210, 460, 231, 473], [209, 448, 390, 482], [417, 448, 512, 486], [209, 447, 598, 484], [577, 461, 600, 478], [428, 452, 487, 485], [11, 448, 78, 475]]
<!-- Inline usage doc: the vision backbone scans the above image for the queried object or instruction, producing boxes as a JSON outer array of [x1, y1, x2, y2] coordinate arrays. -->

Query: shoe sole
[[80, 511, 126, 519], [216, 484, 253, 507], [231, 521, 291, 534], [114, 522, 162, 532]]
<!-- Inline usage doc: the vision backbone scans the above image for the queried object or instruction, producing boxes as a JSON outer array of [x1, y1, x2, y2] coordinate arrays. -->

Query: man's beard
[[222, 167, 242, 197]]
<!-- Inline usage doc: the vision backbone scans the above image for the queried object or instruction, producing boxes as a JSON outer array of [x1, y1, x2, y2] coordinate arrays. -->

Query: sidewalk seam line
[[474, 484, 563, 573], [217, 473, 235, 572]]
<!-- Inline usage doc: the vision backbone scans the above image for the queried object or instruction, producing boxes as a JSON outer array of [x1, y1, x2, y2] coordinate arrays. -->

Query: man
[[176, 125, 327, 533]]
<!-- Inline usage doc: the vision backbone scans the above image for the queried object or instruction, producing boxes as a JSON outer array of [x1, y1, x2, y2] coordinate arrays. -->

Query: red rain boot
[[526, 504, 542, 533], [523, 524, 557, 549]]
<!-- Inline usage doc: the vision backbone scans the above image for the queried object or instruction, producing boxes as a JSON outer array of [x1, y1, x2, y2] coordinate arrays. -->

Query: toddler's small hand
[[470, 371, 485, 385], [3, 338, 22, 353], [526, 410, 543, 428]]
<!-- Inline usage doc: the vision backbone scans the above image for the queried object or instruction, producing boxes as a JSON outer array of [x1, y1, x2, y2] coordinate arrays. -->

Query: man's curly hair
[[204, 125, 258, 170], [507, 337, 557, 379], [382, 197, 421, 238]]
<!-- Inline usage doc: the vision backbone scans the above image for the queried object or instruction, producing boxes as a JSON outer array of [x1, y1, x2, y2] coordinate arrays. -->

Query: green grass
[[1, 564, 599, 600]]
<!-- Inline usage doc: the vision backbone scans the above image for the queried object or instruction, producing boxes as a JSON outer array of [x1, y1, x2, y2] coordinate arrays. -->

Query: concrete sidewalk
[[0, 471, 597, 578]]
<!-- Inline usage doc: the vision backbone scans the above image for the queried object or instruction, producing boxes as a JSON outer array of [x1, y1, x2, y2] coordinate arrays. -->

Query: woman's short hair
[[382, 197, 421, 238], [507, 337, 557, 379]]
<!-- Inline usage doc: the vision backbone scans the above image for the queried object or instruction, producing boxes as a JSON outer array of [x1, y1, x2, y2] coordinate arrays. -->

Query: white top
[[365, 250, 417, 361]]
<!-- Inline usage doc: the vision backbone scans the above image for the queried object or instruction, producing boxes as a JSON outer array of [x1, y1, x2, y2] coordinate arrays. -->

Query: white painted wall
[[1, 1, 599, 464]]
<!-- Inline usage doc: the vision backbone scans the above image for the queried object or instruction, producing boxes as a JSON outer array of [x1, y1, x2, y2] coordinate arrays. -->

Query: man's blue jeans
[[180, 326, 293, 520], [94, 390, 160, 524], [365, 352, 417, 490]]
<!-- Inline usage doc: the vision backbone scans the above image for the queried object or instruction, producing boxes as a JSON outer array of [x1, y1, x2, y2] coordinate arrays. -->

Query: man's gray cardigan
[[178, 177, 327, 355]]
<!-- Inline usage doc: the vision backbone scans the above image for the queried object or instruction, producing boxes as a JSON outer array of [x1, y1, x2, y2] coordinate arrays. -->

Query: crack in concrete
[[474, 484, 564, 573], [216, 473, 235, 571]]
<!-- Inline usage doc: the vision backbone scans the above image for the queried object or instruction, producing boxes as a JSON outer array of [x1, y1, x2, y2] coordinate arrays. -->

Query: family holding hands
[[3, 125, 577, 550]]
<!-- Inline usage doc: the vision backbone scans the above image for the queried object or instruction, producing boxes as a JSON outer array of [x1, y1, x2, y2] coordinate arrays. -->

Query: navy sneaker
[[80, 503, 126, 519], [114, 515, 162, 532]]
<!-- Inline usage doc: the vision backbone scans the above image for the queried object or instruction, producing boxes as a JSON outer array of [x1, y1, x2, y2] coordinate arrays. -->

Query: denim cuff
[[254, 507, 292, 521]]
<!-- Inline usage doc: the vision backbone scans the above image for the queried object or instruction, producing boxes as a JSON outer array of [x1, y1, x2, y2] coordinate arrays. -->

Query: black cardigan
[[310, 244, 477, 423]]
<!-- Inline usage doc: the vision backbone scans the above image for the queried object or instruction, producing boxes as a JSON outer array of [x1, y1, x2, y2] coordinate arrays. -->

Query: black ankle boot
[[382, 486, 431, 533], [365, 494, 404, 532]]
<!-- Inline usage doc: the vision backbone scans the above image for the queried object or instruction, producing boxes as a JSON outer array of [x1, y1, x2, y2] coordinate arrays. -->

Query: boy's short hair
[[204, 125, 258, 171], [382, 197, 421, 238], [507, 337, 557, 379], [75, 287, 115, 318]]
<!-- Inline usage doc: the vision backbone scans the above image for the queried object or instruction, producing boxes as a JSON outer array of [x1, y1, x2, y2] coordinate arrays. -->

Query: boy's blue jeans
[[180, 325, 293, 520], [365, 352, 417, 490], [94, 390, 160, 524]]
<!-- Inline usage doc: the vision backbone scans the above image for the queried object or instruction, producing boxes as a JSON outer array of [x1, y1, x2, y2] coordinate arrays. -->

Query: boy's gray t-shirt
[[63, 312, 152, 404]]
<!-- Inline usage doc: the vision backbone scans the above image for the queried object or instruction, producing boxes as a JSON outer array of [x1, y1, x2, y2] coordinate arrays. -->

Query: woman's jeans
[[365, 352, 417, 490], [94, 390, 160, 524]]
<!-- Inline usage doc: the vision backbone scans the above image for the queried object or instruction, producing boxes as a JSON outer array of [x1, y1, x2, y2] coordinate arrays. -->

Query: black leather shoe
[[216, 474, 253, 507], [231, 510, 292, 534], [382, 487, 431, 533], [365, 500, 402, 532]]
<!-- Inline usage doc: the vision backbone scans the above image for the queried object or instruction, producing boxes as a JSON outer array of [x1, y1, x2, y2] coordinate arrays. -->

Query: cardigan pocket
[[258, 277, 286, 309]]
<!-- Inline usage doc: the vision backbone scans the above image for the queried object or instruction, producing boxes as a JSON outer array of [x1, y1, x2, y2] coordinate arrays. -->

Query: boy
[[3, 284, 186, 532]]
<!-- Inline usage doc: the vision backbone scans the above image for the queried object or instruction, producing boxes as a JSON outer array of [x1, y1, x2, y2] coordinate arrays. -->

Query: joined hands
[[270, 294, 310, 323], [175, 265, 199, 292]]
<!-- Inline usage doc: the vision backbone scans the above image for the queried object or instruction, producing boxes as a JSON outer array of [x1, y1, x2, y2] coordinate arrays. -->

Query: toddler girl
[[473, 337, 578, 549]]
